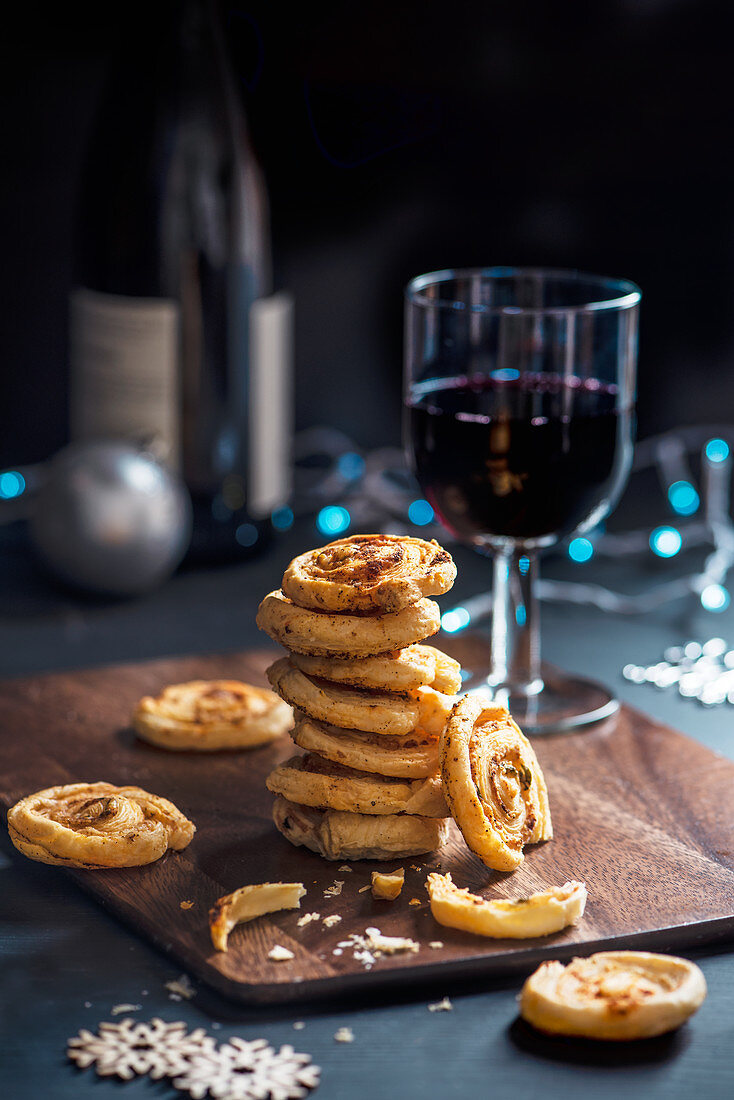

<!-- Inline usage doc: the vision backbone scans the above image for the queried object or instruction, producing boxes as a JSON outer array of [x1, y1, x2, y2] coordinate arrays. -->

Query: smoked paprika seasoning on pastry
[[281, 534, 457, 614], [6, 781, 195, 868]]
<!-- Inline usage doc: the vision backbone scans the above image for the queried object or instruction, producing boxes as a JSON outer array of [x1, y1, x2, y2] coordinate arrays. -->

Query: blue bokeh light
[[568, 537, 594, 563], [650, 526, 682, 558], [518, 556, 530, 575], [705, 438, 730, 464], [235, 523, 259, 548], [337, 452, 365, 480], [515, 605, 527, 626], [316, 505, 351, 536], [211, 494, 231, 522], [0, 471, 26, 499], [408, 498, 434, 526], [490, 368, 520, 382], [701, 584, 730, 613], [441, 607, 471, 633], [668, 480, 700, 516], [271, 506, 294, 531]]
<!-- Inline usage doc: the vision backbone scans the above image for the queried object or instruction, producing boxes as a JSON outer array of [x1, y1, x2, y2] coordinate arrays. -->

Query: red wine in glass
[[403, 267, 640, 734], [408, 372, 634, 550]]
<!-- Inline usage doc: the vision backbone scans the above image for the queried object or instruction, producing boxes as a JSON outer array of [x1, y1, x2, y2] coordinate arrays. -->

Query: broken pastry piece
[[426, 873, 586, 938], [6, 782, 195, 868], [520, 951, 707, 1040], [209, 882, 306, 952], [371, 868, 405, 900]]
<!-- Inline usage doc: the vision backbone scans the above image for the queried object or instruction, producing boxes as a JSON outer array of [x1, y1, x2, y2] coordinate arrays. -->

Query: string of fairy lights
[[1, 426, 732, 635]]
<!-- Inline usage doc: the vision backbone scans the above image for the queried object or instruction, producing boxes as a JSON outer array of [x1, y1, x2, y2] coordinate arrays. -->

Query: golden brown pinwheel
[[520, 951, 707, 1039], [272, 796, 450, 861], [440, 695, 552, 871], [281, 534, 456, 613], [7, 782, 195, 868], [266, 658, 453, 737], [266, 754, 449, 818], [133, 679, 292, 751], [256, 589, 441, 658]]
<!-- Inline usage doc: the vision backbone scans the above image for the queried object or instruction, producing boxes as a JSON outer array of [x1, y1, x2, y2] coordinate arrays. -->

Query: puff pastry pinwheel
[[426, 872, 586, 938], [272, 796, 450, 861], [290, 644, 462, 695], [256, 589, 441, 658], [267, 658, 453, 737], [440, 696, 552, 871], [291, 714, 440, 779], [6, 782, 195, 868], [266, 753, 449, 817], [281, 534, 456, 614], [133, 679, 292, 751], [520, 951, 707, 1040]]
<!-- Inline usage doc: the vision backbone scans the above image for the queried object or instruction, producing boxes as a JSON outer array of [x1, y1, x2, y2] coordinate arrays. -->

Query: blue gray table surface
[[1, 520, 733, 1100]]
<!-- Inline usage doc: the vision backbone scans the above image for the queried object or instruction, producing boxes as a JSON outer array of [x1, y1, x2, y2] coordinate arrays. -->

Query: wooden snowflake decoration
[[67, 1018, 216, 1080], [171, 1037, 321, 1100]]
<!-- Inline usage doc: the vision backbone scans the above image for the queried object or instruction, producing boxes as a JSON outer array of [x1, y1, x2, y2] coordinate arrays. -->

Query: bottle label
[[248, 293, 294, 517], [70, 289, 180, 468]]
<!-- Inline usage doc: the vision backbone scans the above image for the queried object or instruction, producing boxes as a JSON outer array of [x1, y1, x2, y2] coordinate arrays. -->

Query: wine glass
[[403, 267, 640, 734]]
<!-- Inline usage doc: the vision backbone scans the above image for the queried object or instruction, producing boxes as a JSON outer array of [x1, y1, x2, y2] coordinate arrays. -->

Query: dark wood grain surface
[[1, 642, 733, 1006]]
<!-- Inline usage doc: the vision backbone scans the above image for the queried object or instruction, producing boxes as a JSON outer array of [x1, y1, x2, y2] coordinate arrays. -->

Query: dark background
[[2, 0, 733, 469]]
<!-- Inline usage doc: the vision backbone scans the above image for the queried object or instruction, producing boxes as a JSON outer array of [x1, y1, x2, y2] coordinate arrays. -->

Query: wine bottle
[[69, 0, 292, 561]]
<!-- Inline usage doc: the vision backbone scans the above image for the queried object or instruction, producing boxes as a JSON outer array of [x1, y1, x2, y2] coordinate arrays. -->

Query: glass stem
[[487, 550, 543, 699]]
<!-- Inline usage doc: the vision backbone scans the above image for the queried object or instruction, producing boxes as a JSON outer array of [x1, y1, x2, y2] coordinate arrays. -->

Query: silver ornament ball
[[30, 441, 192, 596]]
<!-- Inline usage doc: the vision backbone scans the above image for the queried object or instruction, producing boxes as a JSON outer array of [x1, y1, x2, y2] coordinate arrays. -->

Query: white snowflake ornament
[[67, 1017, 216, 1080], [172, 1037, 320, 1100]]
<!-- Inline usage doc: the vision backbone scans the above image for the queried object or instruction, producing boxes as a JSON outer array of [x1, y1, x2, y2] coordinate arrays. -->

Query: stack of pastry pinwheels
[[256, 534, 462, 861]]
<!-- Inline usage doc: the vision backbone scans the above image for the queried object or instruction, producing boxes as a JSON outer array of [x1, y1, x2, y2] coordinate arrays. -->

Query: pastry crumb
[[110, 1003, 142, 1016], [179, 900, 194, 910], [338, 865, 353, 872], [267, 945, 295, 962], [409, 898, 421, 906], [334, 1027, 354, 1043], [410, 865, 423, 872], [324, 880, 344, 898], [429, 941, 444, 949], [371, 868, 404, 900], [336, 927, 419, 969], [297, 912, 321, 928], [165, 975, 195, 1000], [428, 997, 453, 1012], [323, 914, 342, 928], [358, 885, 371, 894]]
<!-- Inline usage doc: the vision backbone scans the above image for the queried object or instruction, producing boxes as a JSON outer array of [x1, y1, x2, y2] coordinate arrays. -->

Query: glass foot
[[465, 666, 619, 735]]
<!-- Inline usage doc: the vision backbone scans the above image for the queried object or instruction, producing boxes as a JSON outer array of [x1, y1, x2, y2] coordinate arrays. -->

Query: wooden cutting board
[[1, 642, 733, 1005]]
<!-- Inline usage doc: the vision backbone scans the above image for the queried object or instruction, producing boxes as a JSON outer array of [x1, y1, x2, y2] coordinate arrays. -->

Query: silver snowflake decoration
[[172, 1037, 321, 1100], [67, 1017, 216, 1080]]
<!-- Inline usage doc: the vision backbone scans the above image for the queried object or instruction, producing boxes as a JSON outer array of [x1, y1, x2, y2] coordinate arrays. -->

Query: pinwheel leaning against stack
[[256, 534, 462, 860]]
